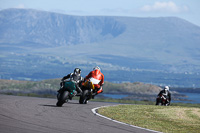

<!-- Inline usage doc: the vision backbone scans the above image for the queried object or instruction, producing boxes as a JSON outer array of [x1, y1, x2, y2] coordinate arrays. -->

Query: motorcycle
[[79, 80, 97, 104], [156, 94, 170, 106], [56, 80, 78, 107]]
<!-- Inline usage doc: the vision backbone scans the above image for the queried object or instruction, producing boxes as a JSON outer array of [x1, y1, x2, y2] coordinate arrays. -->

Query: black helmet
[[74, 68, 81, 75]]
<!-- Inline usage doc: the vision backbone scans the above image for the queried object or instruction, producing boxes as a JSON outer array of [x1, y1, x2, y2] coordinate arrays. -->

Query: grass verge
[[98, 105, 200, 133]]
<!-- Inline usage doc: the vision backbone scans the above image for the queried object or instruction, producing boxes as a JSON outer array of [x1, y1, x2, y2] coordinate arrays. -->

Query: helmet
[[93, 66, 101, 71], [74, 68, 81, 75], [164, 86, 169, 91]]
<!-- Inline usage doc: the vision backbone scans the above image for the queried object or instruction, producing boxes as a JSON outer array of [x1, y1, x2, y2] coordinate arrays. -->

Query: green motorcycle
[[56, 81, 77, 107]]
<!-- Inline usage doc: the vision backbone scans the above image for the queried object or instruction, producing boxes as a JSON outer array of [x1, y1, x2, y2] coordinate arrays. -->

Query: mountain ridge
[[0, 8, 200, 87], [0, 8, 126, 46]]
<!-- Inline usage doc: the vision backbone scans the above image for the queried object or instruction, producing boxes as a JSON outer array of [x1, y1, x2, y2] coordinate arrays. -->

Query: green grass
[[91, 98, 200, 108], [98, 105, 200, 133], [91, 98, 155, 105]]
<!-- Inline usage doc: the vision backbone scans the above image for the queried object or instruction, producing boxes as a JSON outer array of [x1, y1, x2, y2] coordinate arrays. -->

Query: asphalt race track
[[0, 95, 158, 133]]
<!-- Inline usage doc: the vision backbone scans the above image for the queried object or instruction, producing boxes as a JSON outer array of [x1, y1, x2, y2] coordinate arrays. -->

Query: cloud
[[140, 1, 188, 13], [15, 4, 25, 9]]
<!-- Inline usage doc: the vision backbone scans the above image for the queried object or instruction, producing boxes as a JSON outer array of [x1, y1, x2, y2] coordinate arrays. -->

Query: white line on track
[[91, 105, 162, 133]]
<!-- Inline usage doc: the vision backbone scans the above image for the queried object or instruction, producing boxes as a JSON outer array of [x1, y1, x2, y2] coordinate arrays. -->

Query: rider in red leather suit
[[85, 66, 104, 95]]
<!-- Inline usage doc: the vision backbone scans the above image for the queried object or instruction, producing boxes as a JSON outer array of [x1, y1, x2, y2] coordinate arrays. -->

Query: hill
[[0, 79, 196, 102], [0, 8, 200, 87], [0, 79, 162, 95], [0, 8, 125, 46]]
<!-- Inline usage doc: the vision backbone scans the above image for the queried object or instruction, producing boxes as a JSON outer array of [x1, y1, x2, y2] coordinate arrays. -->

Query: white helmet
[[93, 66, 101, 71], [164, 86, 169, 91]]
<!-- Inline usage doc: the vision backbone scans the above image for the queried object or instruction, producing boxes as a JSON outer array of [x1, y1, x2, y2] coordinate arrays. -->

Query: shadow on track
[[39, 101, 80, 107], [39, 104, 57, 107]]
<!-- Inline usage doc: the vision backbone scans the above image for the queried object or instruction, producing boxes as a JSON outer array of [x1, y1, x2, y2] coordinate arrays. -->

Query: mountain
[[0, 8, 125, 46], [0, 79, 162, 95], [0, 8, 200, 87]]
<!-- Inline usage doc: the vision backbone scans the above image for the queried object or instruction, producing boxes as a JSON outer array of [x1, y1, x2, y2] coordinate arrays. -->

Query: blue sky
[[0, 0, 200, 26]]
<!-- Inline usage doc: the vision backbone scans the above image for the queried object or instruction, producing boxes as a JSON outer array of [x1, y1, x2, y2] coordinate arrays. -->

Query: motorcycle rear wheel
[[79, 90, 89, 104]]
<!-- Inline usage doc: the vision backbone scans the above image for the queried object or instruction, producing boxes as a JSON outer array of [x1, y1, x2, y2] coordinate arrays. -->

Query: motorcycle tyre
[[156, 98, 163, 106], [79, 90, 89, 104], [56, 91, 69, 107]]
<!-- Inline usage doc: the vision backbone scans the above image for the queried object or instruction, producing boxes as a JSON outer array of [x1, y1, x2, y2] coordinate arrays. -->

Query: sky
[[0, 0, 200, 26]]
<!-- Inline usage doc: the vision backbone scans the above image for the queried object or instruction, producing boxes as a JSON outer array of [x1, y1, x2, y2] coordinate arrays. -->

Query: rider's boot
[[92, 95, 95, 99]]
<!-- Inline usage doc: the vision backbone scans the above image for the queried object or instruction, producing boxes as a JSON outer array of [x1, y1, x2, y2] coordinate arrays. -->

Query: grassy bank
[[98, 105, 200, 133]]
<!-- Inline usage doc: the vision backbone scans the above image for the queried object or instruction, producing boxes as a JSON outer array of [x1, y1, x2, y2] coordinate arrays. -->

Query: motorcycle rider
[[85, 66, 104, 98], [61, 68, 84, 95], [157, 86, 171, 105]]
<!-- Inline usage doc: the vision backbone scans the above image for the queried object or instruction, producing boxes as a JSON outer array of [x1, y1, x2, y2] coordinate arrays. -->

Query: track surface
[[0, 95, 155, 133]]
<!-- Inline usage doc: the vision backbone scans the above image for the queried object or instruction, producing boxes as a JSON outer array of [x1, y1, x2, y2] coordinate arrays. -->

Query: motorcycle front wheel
[[56, 91, 69, 107], [156, 98, 162, 106]]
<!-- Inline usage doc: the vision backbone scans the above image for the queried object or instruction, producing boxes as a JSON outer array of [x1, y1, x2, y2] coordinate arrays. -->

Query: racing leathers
[[85, 69, 104, 95], [61, 73, 84, 94], [157, 89, 171, 105]]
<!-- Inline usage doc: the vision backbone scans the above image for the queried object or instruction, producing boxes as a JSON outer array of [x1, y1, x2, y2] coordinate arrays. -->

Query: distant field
[[98, 105, 200, 133], [1, 79, 200, 103]]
